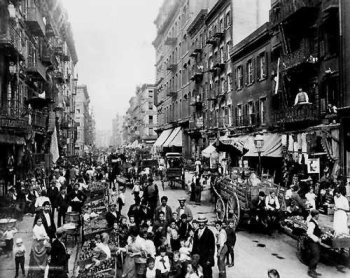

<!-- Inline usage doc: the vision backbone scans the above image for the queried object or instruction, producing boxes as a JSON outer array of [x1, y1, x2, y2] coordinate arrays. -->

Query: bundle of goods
[[83, 217, 110, 239], [77, 258, 116, 278], [88, 182, 107, 201], [332, 233, 350, 249], [83, 199, 107, 214]]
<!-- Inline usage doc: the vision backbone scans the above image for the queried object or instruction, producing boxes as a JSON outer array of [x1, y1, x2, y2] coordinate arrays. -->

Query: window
[[257, 53, 267, 80], [236, 66, 243, 90], [260, 97, 266, 125], [226, 42, 231, 61], [149, 115, 153, 124], [237, 104, 242, 126], [228, 105, 232, 126], [149, 127, 154, 135], [247, 59, 254, 84], [227, 73, 232, 91], [149, 102, 153, 110], [76, 109, 80, 113], [226, 11, 231, 27], [248, 101, 254, 125], [148, 90, 153, 97]]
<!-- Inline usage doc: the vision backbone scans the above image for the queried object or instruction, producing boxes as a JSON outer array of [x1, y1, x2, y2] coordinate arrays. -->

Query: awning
[[0, 134, 25, 145], [153, 128, 173, 148], [218, 135, 249, 156], [243, 133, 282, 157], [201, 144, 217, 158], [163, 127, 182, 148]]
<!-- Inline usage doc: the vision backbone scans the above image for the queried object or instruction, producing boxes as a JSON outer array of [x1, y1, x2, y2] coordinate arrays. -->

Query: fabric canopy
[[201, 144, 217, 158], [0, 134, 25, 145], [163, 127, 182, 147], [243, 133, 282, 157], [163, 127, 181, 148], [153, 129, 173, 148]]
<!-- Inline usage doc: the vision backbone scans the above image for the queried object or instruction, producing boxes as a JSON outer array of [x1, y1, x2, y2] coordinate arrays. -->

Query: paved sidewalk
[[0, 214, 78, 278]]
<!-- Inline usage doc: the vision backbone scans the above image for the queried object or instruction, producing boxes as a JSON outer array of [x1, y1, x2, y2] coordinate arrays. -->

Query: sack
[[67, 206, 72, 213]]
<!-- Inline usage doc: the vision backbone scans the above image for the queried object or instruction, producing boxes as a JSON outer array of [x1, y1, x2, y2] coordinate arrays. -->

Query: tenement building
[[0, 0, 78, 194], [153, 0, 269, 158], [123, 84, 157, 148]]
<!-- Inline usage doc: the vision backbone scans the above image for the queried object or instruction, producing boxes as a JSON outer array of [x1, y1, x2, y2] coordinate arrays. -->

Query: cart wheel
[[216, 198, 225, 222], [227, 192, 240, 225], [296, 235, 310, 265]]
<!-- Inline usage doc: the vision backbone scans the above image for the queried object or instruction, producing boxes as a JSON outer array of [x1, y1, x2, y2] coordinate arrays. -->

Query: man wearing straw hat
[[192, 216, 215, 278]]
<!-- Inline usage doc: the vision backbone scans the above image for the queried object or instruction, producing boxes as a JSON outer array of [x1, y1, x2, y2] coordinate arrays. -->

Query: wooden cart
[[213, 173, 285, 225]]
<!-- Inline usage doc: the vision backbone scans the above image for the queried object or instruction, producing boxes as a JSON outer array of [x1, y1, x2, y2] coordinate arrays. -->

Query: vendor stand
[[280, 215, 350, 267]]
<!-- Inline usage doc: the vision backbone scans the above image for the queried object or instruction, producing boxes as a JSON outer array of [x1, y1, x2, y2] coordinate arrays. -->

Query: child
[[225, 220, 236, 267], [146, 219, 154, 233], [3, 226, 17, 258], [167, 220, 180, 251], [171, 251, 183, 278], [185, 263, 200, 278], [13, 238, 26, 278], [155, 246, 170, 278], [178, 239, 191, 262], [190, 254, 203, 278], [128, 215, 137, 229], [146, 257, 160, 278]]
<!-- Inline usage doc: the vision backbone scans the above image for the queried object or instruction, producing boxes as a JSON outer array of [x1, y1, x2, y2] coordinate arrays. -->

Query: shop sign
[[0, 117, 28, 129], [307, 158, 320, 174]]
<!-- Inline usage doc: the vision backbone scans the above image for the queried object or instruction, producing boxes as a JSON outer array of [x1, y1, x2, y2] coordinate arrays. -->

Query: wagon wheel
[[215, 198, 225, 222], [226, 192, 240, 226], [296, 235, 310, 265]]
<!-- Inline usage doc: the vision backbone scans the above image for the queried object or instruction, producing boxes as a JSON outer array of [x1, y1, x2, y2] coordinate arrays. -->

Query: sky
[[62, 0, 163, 130]]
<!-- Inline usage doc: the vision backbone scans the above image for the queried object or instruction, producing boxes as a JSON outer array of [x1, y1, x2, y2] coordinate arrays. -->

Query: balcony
[[164, 37, 177, 46], [213, 29, 225, 40], [25, 6, 45, 37], [273, 104, 319, 126], [270, 0, 319, 26], [206, 36, 217, 46], [281, 41, 317, 71], [190, 96, 203, 109], [166, 63, 177, 72], [190, 69, 204, 82], [166, 87, 177, 97], [0, 107, 29, 131], [190, 43, 203, 57], [26, 58, 47, 81], [40, 45, 54, 66], [31, 110, 47, 129], [0, 26, 25, 61], [52, 70, 65, 83]]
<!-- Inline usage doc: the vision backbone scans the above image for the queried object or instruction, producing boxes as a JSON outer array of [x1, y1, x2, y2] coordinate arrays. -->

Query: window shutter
[[255, 100, 260, 125], [234, 68, 238, 90], [234, 107, 238, 126], [265, 52, 268, 79], [257, 56, 261, 80], [252, 58, 255, 83]]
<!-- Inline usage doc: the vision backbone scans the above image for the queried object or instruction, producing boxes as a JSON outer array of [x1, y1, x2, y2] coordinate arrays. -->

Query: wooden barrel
[[65, 212, 80, 224]]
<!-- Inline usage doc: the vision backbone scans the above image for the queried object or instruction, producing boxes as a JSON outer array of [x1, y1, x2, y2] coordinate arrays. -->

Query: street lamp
[[254, 133, 264, 177]]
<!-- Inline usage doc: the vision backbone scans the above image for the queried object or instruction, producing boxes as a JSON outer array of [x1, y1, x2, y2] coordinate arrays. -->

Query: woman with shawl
[[27, 217, 50, 278]]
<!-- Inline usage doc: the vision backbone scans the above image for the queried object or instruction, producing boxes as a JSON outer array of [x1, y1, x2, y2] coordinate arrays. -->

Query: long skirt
[[27, 241, 48, 278], [334, 210, 349, 236], [122, 255, 135, 278]]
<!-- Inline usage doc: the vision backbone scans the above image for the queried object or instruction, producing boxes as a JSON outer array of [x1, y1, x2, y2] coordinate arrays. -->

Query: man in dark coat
[[106, 204, 119, 228], [34, 201, 56, 240], [57, 187, 69, 227], [192, 216, 215, 278], [48, 227, 70, 278], [47, 181, 59, 219], [68, 183, 86, 213], [154, 196, 172, 223]]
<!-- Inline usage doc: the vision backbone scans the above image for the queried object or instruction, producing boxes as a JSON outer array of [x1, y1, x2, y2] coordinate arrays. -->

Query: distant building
[[111, 114, 123, 147], [96, 129, 112, 149], [74, 85, 93, 155], [123, 84, 157, 146]]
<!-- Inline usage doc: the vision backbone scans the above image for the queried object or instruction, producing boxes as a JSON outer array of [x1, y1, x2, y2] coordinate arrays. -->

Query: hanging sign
[[307, 158, 320, 174]]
